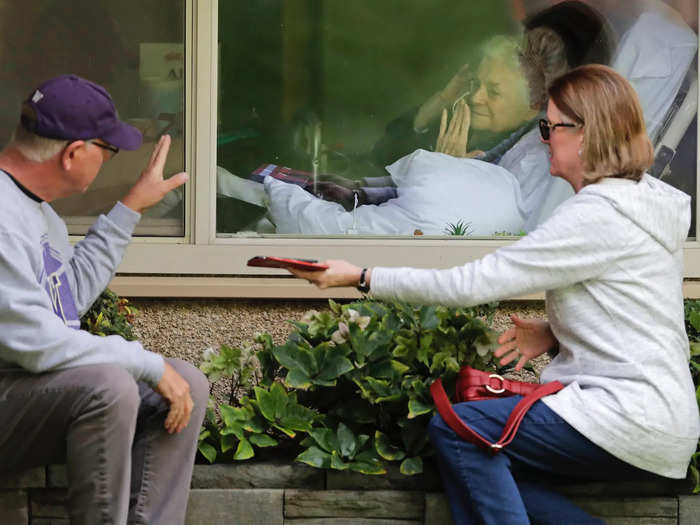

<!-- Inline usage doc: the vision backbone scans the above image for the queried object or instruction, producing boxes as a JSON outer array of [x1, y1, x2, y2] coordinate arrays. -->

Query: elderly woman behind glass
[[322, 1, 612, 229], [288, 65, 699, 525], [437, 0, 612, 159]]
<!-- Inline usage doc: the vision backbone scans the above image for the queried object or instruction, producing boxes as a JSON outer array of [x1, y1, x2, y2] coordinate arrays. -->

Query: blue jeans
[[428, 396, 661, 525]]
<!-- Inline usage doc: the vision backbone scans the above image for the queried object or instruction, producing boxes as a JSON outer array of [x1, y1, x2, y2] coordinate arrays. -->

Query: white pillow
[[385, 149, 525, 235]]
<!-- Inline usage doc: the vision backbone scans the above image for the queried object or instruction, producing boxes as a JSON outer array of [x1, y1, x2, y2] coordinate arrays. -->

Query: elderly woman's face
[[541, 99, 585, 192], [470, 56, 534, 133]]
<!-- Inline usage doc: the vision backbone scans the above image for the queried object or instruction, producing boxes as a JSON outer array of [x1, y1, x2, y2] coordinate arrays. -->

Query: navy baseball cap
[[21, 75, 143, 151]]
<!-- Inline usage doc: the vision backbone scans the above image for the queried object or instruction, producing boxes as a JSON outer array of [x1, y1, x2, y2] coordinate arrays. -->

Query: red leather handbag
[[430, 366, 563, 454]]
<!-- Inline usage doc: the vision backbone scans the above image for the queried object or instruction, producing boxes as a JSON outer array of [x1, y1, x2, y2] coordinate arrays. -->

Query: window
[[2, 0, 700, 293], [214, 0, 699, 239], [0, 0, 186, 236]]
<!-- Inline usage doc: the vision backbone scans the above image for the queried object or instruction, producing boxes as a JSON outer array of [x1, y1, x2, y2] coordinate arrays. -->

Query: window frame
[[94, 0, 700, 298]]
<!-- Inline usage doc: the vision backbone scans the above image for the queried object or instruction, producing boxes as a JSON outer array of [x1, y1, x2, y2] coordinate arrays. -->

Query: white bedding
[[265, 149, 526, 236]]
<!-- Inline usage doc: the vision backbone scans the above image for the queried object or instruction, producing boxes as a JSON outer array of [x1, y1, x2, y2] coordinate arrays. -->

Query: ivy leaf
[[249, 434, 278, 448], [221, 433, 238, 453], [349, 461, 386, 475], [273, 341, 317, 377], [234, 438, 255, 460], [255, 383, 286, 422], [330, 451, 350, 470], [278, 402, 316, 434], [309, 428, 339, 453], [296, 446, 331, 469], [220, 422, 245, 440], [337, 423, 357, 458], [690, 342, 700, 357], [316, 354, 355, 382], [198, 442, 217, 463], [688, 462, 699, 493], [375, 431, 406, 461], [400, 456, 423, 475], [419, 306, 440, 330], [407, 398, 433, 419], [417, 332, 433, 365], [474, 331, 498, 357], [690, 311, 700, 333], [285, 368, 313, 390]]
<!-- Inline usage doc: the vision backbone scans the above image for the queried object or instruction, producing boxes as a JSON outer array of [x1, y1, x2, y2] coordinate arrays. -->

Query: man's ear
[[60, 141, 85, 171]]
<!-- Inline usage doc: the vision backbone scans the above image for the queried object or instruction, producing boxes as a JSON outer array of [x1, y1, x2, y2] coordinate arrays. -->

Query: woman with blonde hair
[[288, 64, 699, 524]]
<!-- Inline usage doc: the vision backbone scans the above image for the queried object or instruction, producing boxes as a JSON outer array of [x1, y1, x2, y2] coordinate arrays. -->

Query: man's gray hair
[[10, 103, 70, 163], [10, 123, 70, 163]]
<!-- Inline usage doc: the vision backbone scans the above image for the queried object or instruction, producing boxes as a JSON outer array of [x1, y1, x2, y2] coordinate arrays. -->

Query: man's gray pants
[[0, 358, 209, 524]]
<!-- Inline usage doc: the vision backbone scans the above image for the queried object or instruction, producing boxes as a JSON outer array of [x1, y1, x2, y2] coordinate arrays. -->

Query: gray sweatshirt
[[0, 171, 164, 385], [372, 174, 700, 478]]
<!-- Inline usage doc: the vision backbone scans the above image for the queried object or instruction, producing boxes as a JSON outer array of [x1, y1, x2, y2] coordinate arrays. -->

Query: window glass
[[216, 0, 698, 238], [0, 0, 186, 236]]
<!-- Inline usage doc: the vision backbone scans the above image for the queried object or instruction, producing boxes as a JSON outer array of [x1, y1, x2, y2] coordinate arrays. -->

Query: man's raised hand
[[122, 135, 188, 214]]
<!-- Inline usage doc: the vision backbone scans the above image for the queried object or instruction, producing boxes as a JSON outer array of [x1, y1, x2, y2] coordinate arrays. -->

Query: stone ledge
[[285, 489, 425, 519], [2, 463, 698, 525], [191, 462, 324, 490], [186, 489, 283, 525]]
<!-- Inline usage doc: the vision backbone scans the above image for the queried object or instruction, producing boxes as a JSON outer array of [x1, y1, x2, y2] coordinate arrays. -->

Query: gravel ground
[[129, 298, 549, 400]]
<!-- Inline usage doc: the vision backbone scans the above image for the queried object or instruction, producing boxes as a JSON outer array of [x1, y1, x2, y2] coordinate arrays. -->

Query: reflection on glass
[[216, 0, 698, 239], [0, 0, 186, 236]]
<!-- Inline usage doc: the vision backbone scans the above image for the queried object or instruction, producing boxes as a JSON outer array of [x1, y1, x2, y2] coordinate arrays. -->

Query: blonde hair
[[547, 64, 653, 183], [519, 27, 569, 109], [10, 103, 69, 163]]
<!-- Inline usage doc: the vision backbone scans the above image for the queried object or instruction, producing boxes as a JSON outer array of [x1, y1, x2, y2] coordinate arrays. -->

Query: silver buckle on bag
[[485, 374, 506, 394]]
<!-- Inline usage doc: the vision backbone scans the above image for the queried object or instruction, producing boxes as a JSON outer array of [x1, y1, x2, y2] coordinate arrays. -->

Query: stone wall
[[1, 462, 698, 524]]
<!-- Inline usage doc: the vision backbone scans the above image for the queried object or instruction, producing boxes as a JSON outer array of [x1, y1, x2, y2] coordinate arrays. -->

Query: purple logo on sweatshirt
[[41, 236, 80, 329]]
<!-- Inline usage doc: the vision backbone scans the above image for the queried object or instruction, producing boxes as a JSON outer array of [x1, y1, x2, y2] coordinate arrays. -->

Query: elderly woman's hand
[[287, 259, 365, 289], [436, 100, 471, 157], [494, 315, 557, 370], [414, 63, 472, 131], [441, 63, 473, 105]]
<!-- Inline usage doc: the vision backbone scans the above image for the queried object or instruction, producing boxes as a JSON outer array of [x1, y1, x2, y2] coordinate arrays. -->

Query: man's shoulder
[[0, 173, 47, 238]]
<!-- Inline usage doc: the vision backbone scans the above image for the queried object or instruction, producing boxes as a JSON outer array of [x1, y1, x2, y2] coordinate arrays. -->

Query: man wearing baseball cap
[[0, 75, 208, 524]]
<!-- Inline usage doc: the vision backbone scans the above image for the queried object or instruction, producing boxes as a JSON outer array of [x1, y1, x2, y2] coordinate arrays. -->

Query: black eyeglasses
[[90, 140, 119, 158], [538, 119, 580, 140]]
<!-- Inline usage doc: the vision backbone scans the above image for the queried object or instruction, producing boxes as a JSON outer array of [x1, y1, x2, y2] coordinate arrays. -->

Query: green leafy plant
[[444, 220, 473, 236], [81, 288, 138, 340], [198, 299, 501, 474], [684, 300, 700, 493], [297, 422, 386, 475]]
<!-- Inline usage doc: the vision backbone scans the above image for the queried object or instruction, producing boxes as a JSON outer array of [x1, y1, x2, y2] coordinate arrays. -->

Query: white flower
[[345, 309, 370, 330], [202, 347, 217, 360], [301, 310, 320, 324], [331, 322, 350, 344], [356, 316, 371, 331], [331, 331, 346, 345]]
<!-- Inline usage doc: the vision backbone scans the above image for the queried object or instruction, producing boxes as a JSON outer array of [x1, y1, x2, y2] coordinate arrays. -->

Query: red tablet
[[247, 256, 329, 271]]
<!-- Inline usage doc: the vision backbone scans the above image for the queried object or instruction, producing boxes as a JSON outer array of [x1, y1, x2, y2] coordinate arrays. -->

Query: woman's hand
[[494, 315, 557, 371], [436, 100, 470, 157], [414, 63, 472, 130], [287, 259, 365, 289]]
